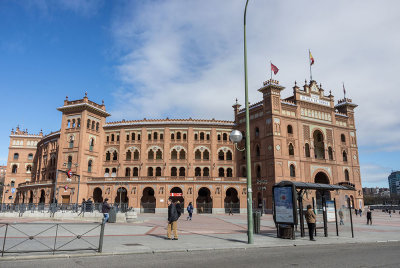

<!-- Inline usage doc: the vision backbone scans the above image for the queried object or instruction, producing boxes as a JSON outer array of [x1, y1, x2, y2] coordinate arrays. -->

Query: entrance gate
[[196, 187, 212, 214], [141, 187, 156, 213]]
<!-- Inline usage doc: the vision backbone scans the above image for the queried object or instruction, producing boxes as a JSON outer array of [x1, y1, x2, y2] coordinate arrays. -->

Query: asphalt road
[[1, 242, 400, 268]]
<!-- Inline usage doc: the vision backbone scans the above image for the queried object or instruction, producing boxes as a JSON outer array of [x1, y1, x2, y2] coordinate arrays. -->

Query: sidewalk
[[1, 211, 399, 260]]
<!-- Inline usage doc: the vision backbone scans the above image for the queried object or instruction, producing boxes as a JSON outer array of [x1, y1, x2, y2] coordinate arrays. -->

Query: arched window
[[67, 120, 71, 128], [12, 164, 18, 174], [106, 151, 111, 161], [200, 132, 205, 140], [255, 127, 260, 137], [227, 168, 233, 177], [133, 150, 139, 160], [171, 133, 175, 140], [26, 165, 32, 172], [77, 118, 81, 128], [138, 134, 141, 140], [203, 167, 210, 177], [126, 150, 132, 160], [87, 119, 90, 129], [148, 167, 154, 176], [344, 170, 350, 181], [28, 153, 33, 160], [104, 168, 110, 177], [287, 125, 293, 134], [132, 133, 135, 140], [195, 167, 201, 176], [148, 133, 151, 140], [195, 149, 201, 160], [183, 133, 186, 140], [111, 134, 115, 142], [106, 136, 110, 142], [96, 122, 99, 131], [171, 167, 177, 176], [343, 151, 348, 162], [206, 134, 210, 140], [148, 150, 154, 160], [88, 160, 92, 173], [14, 153, 19, 160], [328, 147, 333, 160], [177, 132, 181, 140], [179, 167, 185, 176], [218, 168, 225, 177], [203, 150, 209, 160], [305, 143, 310, 157], [341, 134, 346, 143], [179, 150, 186, 160], [171, 149, 178, 160], [241, 167, 247, 177], [218, 134, 221, 141], [125, 167, 131, 177], [112, 168, 117, 176], [256, 145, 260, 157], [194, 133, 198, 140], [91, 121, 95, 130], [113, 151, 118, 161], [126, 134, 130, 141], [288, 143, 294, 156], [290, 164, 295, 177], [154, 132, 158, 140], [223, 133, 228, 141], [156, 149, 162, 159], [133, 167, 138, 176], [218, 150, 225, 160], [256, 165, 261, 178], [72, 119, 76, 128], [67, 156, 72, 169], [226, 150, 233, 160], [89, 138, 94, 151], [156, 167, 162, 176], [69, 136, 74, 148], [313, 130, 325, 159]]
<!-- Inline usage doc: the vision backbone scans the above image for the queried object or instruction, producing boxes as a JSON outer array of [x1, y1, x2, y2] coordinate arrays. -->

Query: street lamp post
[[243, 0, 254, 244]]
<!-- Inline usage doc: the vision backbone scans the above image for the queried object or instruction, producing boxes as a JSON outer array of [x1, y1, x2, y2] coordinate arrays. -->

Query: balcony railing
[[88, 176, 246, 182]]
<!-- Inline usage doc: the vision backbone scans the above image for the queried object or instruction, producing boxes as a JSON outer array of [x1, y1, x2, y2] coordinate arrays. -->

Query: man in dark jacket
[[102, 198, 111, 224], [305, 205, 316, 241], [167, 199, 180, 240]]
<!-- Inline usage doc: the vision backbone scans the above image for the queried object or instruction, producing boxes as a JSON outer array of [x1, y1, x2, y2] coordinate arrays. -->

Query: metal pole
[[334, 198, 339, 236], [322, 195, 327, 237], [309, 49, 312, 81], [348, 198, 354, 238], [244, 0, 254, 244], [52, 170, 59, 205], [75, 175, 81, 212], [98, 222, 105, 253]]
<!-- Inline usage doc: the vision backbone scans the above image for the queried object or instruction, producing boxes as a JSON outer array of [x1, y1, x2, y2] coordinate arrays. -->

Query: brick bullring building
[[3, 78, 363, 213]]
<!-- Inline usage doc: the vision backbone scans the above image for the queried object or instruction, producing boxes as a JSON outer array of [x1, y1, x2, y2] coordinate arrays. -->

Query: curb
[[1, 240, 399, 262]]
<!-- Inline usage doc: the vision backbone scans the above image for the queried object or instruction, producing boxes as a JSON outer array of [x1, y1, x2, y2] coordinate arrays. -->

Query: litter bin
[[108, 207, 117, 223], [278, 224, 293, 239], [253, 211, 261, 234]]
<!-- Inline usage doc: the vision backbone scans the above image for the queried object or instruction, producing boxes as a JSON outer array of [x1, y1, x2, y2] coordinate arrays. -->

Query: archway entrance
[[141, 187, 156, 213], [115, 187, 129, 212], [28, 190, 33, 204], [93, 187, 103, 203], [39, 190, 45, 203], [224, 188, 240, 214], [314, 172, 331, 211], [170, 187, 184, 214], [196, 187, 212, 214]]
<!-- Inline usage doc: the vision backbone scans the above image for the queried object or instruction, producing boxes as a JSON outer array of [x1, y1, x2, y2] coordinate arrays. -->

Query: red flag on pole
[[271, 63, 279, 75]]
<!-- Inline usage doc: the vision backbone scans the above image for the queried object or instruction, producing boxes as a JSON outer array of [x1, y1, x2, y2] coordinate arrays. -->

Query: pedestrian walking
[[355, 209, 358, 216], [338, 209, 344, 225], [101, 198, 111, 224], [389, 210, 392, 218], [366, 209, 372, 225], [186, 202, 193, 221], [359, 208, 362, 217], [228, 207, 234, 215], [167, 199, 180, 240], [305, 205, 316, 241]]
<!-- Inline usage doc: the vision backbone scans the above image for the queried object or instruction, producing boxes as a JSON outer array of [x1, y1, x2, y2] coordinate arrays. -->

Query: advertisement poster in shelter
[[326, 201, 336, 222], [274, 186, 294, 224]]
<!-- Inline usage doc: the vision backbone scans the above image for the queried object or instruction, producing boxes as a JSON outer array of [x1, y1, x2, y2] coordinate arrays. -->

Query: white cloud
[[360, 164, 391, 187], [109, 1, 400, 153]]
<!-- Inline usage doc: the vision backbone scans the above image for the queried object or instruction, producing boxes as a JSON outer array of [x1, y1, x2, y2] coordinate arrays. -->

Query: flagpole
[[343, 82, 346, 99], [309, 49, 312, 81], [270, 61, 272, 80]]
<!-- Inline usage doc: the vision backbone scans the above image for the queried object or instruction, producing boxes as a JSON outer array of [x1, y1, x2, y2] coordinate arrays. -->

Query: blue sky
[[0, 0, 399, 187]]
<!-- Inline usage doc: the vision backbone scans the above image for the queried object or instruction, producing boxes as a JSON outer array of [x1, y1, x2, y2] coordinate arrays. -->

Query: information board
[[326, 200, 336, 222], [273, 186, 295, 224]]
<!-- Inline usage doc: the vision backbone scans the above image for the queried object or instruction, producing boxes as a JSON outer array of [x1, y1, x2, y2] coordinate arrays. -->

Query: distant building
[[0, 165, 6, 202], [388, 171, 400, 196], [363, 187, 390, 197]]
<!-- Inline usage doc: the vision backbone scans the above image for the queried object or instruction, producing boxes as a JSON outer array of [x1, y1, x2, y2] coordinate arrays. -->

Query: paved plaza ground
[[1, 210, 400, 260]]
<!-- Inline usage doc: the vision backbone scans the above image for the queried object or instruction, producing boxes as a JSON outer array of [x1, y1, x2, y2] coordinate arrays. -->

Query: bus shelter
[[273, 181, 355, 240]]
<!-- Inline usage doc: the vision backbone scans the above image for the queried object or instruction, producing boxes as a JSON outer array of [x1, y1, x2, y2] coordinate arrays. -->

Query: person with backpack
[[101, 198, 111, 224], [186, 202, 193, 221], [167, 199, 181, 240]]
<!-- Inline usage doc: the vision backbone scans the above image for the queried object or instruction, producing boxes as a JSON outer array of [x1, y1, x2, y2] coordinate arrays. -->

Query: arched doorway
[[28, 190, 34, 204], [115, 187, 129, 212], [224, 188, 240, 214], [39, 190, 45, 203], [196, 187, 212, 214], [93, 187, 103, 203], [141, 187, 156, 213], [170, 187, 184, 214], [314, 172, 331, 211]]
